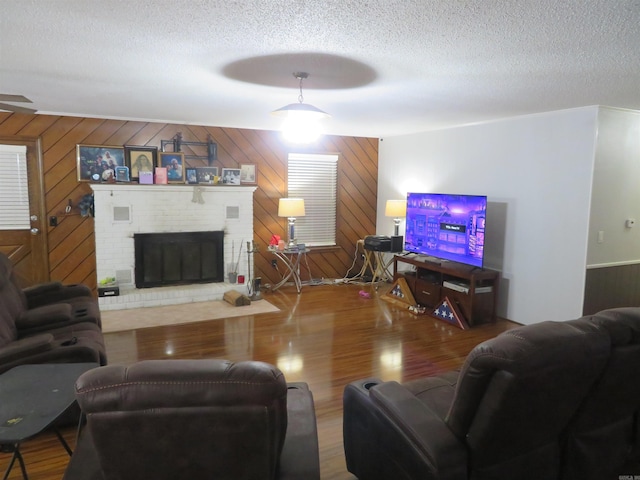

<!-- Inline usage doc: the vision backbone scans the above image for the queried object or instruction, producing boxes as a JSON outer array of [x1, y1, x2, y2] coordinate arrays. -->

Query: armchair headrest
[[588, 307, 640, 346], [76, 359, 287, 412]]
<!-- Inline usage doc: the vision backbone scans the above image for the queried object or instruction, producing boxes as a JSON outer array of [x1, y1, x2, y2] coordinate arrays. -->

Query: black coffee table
[[0, 363, 97, 480]]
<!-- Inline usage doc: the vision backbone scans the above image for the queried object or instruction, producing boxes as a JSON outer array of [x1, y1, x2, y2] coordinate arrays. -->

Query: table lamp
[[385, 200, 406, 236], [385, 199, 406, 252], [278, 198, 305, 248]]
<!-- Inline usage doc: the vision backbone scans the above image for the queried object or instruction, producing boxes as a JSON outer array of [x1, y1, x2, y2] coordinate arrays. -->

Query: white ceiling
[[1, 0, 639, 138]]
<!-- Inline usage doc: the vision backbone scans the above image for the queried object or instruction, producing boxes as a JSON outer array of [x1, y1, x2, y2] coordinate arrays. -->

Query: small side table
[[362, 237, 393, 283], [367, 250, 394, 283], [270, 247, 309, 293], [0, 363, 97, 480]]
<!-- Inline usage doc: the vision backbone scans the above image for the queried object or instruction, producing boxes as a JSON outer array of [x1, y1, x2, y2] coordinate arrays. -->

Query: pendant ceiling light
[[272, 72, 330, 143]]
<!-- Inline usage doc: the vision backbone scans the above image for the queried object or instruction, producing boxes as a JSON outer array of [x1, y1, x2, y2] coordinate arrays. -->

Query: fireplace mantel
[[91, 184, 257, 194], [91, 183, 256, 310]]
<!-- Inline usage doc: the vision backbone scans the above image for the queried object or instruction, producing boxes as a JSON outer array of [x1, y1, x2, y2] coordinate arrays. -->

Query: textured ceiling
[[1, 0, 639, 138]]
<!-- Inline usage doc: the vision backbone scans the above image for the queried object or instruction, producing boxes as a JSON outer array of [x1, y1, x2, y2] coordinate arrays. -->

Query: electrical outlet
[[271, 259, 277, 268]]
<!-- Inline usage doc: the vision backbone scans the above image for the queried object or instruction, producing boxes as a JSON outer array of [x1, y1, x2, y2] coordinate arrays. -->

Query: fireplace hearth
[[134, 231, 224, 288]]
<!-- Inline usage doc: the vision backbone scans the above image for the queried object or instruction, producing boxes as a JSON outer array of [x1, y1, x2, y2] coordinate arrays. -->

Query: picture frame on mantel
[[186, 167, 198, 184], [240, 164, 257, 185], [76, 145, 125, 182], [221, 168, 241, 185], [158, 152, 185, 183], [196, 167, 218, 184], [125, 145, 157, 181]]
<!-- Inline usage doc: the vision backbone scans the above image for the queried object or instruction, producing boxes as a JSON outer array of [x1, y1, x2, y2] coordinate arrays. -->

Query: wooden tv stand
[[393, 255, 499, 326]]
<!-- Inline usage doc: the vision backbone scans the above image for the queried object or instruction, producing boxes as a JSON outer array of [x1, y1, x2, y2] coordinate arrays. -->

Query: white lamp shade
[[385, 199, 406, 218], [271, 102, 330, 120], [278, 198, 306, 217], [271, 72, 330, 144], [273, 105, 329, 144]]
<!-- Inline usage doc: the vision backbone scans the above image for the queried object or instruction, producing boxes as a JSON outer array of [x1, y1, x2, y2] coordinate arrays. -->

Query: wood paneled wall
[[583, 263, 640, 315], [0, 112, 378, 289]]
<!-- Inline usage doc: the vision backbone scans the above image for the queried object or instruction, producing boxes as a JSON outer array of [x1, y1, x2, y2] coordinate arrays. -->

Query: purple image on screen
[[404, 193, 487, 268]]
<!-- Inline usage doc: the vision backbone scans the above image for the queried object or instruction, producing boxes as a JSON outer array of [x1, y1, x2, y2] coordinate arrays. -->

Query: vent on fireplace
[[134, 231, 224, 288]]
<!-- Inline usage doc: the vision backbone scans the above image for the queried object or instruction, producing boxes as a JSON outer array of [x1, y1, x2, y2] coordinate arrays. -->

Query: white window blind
[[0, 145, 29, 230], [287, 153, 338, 247]]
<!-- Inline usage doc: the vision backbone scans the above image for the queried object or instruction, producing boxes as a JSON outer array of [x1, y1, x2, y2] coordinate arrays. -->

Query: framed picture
[[158, 152, 185, 183], [195, 167, 218, 184], [186, 167, 198, 184], [240, 164, 258, 184], [125, 145, 157, 181], [76, 145, 125, 182], [115, 166, 130, 182], [221, 168, 241, 185]]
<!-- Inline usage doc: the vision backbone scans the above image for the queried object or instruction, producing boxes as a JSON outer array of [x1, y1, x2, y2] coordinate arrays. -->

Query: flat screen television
[[404, 192, 487, 268]]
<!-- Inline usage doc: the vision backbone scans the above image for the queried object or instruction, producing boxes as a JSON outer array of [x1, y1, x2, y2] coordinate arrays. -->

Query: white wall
[[378, 107, 598, 325], [587, 107, 640, 267]]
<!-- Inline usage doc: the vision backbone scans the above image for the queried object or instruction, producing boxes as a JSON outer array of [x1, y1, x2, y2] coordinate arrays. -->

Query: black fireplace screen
[[134, 231, 224, 288]]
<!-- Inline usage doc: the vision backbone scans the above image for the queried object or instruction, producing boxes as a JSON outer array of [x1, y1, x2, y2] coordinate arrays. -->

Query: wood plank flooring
[[1, 282, 518, 479]]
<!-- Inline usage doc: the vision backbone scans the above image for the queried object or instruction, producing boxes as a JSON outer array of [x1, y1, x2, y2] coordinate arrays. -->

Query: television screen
[[404, 192, 487, 268]]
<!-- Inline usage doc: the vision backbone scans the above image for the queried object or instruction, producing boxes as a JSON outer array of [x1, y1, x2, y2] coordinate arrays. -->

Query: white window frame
[[0, 144, 30, 230], [287, 153, 338, 247]]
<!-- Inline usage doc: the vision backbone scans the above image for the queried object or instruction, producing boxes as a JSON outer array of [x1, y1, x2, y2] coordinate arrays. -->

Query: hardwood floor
[[1, 282, 518, 479]]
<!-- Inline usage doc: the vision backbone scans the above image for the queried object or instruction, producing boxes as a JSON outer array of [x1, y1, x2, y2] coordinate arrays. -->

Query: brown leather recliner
[[63, 359, 321, 480], [343, 309, 640, 480], [0, 253, 106, 374], [0, 252, 101, 334], [562, 307, 640, 480]]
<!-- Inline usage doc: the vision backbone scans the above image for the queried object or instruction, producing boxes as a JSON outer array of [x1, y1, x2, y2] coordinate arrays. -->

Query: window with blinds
[[287, 153, 338, 247], [0, 145, 30, 230]]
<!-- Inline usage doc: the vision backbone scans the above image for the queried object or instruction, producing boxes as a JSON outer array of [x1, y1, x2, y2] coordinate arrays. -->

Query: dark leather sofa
[[343, 307, 640, 480], [63, 359, 321, 480], [0, 253, 106, 374]]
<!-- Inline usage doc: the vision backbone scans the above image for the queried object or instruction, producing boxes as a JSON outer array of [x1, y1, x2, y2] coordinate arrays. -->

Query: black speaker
[[390, 235, 403, 253]]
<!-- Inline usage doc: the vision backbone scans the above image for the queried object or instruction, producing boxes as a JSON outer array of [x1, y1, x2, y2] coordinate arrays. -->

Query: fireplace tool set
[[246, 241, 262, 300]]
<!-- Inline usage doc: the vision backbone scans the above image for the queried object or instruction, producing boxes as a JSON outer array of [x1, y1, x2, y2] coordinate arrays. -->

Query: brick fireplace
[[91, 184, 256, 310]]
